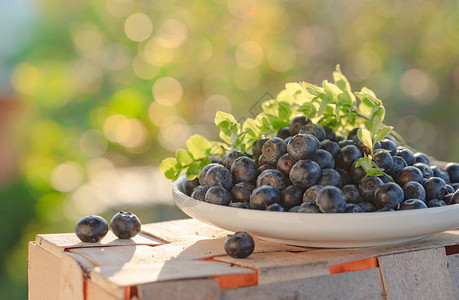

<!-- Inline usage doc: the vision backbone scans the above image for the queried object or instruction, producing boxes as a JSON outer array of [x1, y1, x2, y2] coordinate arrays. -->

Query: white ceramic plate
[[173, 176, 459, 248]]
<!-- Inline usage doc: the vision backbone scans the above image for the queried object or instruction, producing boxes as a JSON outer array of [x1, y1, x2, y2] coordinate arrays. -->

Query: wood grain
[[140, 278, 220, 300], [59, 252, 85, 300], [28, 242, 61, 300], [379, 247, 454, 300]]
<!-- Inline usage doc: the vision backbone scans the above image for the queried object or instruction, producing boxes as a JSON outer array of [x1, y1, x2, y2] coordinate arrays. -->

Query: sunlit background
[[1, 0, 458, 297]]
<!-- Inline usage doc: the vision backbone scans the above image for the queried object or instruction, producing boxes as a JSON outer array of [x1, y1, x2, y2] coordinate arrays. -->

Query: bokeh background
[[1, 0, 458, 297]]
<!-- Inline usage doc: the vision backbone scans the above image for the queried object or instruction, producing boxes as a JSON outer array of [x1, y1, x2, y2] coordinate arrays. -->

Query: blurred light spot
[[51, 161, 84, 192], [235, 41, 263, 69], [104, 43, 131, 70], [156, 19, 188, 48], [142, 39, 176, 66], [124, 13, 153, 42], [73, 60, 103, 93], [103, 114, 147, 148], [11, 63, 39, 95], [71, 25, 104, 60], [106, 0, 133, 17], [132, 55, 160, 79], [203, 95, 232, 122], [103, 114, 127, 142], [152, 77, 183, 106], [267, 45, 296, 72], [159, 118, 191, 151], [202, 73, 230, 96], [401, 69, 439, 104], [195, 37, 213, 63], [397, 115, 425, 143], [350, 50, 382, 81], [416, 122, 436, 149], [80, 130, 108, 158], [67, 184, 105, 216], [148, 102, 178, 127], [233, 66, 260, 91], [227, 0, 256, 19], [110, 68, 136, 85]]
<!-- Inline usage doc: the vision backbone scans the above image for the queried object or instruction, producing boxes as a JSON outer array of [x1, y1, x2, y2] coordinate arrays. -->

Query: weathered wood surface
[[378, 248, 454, 300], [29, 219, 459, 300]]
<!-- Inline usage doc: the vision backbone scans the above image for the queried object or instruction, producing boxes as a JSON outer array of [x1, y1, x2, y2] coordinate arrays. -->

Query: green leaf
[[176, 149, 194, 166], [298, 103, 316, 118], [374, 149, 391, 156], [317, 98, 329, 116], [160, 158, 180, 180], [371, 116, 381, 137], [302, 82, 324, 96], [285, 82, 302, 95], [375, 126, 393, 143], [323, 80, 342, 102], [186, 135, 212, 159], [215, 111, 237, 127], [357, 128, 373, 151]]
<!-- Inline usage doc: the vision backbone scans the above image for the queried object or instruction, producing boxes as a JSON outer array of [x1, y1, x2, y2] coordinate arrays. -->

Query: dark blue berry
[[224, 232, 255, 259], [336, 145, 363, 170], [276, 127, 291, 139], [424, 177, 447, 201], [303, 185, 323, 202], [223, 151, 246, 170], [320, 139, 340, 158], [75, 215, 109, 243], [426, 199, 446, 208], [266, 203, 285, 212], [396, 148, 415, 166], [350, 161, 366, 184], [110, 212, 141, 239], [380, 139, 397, 156], [414, 153, 430, 165], [205, 186, 232, 206], [313, 149, 335, 169], [388, 156, 407, 178], [184, 177, 200, 196], [257, 169, 288, 191], [323, 126, 336, 141], [300, 123, 326, 141], [199, 163, 223, 185], [338, 139, 356, 148], [280, 185, 304, 210], [249, 185, 281, 210], [191, 185, 208, 201], [289, 115, 310, 135], [277, 153, 297, 175], [396, 166, 423, 187], [262, 137, 287, 166], [298, 201, 321, 213], [231, 156, 258, 183], [205, 165, 233, 190], [252, 139, 268, 159], [287, 134, 319, 161], [318, 168, 342, 188], [374, 182, 404, 209], [359, 176, 383, 203], [414, 163, 432, 178], [231, 182, 254, 203], [316, 186, 346, 213], [336, 168, 353, 186], [431, 166, 451, 184], [446, 163, 459, 183], [360, 202, 376, 212], [289, 160, 321, 189], [374, 149, 393, 172], [342, 184, 363, 204], [345, 203, 363, 213], [403, 181, 426, 201]]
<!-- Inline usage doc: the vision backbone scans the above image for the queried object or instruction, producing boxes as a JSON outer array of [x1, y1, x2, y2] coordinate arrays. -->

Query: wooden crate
[[29, 219, 459, 299]]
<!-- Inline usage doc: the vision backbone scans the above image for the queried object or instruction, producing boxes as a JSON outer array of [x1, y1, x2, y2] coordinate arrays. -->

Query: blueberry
[[316, 186, 346, 213], [320, 139, 340, 158], [350, 161, 366, 184], [359, 176, 383, 203], [336, 145, 363, 170], [402, 181, 426, 201], [447, 185, 455, 194], [257, 155, 268, 167], [384, 135, 399, 146], [342, 184, 363, 204], [426, 199, 446, 208], [376, 207, 394, 212], [414, 152, 430, 165], [262, 137, 287, 166], [336, 168, 353, 186], [359, 202, 376, 212], [276, 126, 291, 139], [231, 156, 258, 183], [280, 185, 304, 210], [303, 185, 323, 202], [287, 134, 319, 161], [284, 136, 293, 144], [258, 164, 274, 174], [205, 165, 233, 190], [298, 202, 321, 213], [289, 115, 310, 135], [374, 182, 404, 209], [266, 203, 285, 212], [199, 163, 223, 185], [223, 151, 246, 170], [75, 215, 109, 243], [347, 128, 359, 140], [224, 232, 255, 259], [424, 177, 447, 200], [184, 178, 200, 196], [277, 153, 297, 175], [231, 182, 255, 203], [413, 163, 432, 178], [323, 126, 336, 141], [313, 149, 335, 169], [249, 185, 281, 210], [336, 135, 345, 142], [388, 156, 407, 178], [446, 163, 459, 183], [289, 206, 301, 212], [380, 139, 397, 156], [300, 123, 326, 141], [373, 149, 393, 172], [443, 194, 454, 205], [110, 212, 141, 239], [252, 138, 268, 159], [338, 139, 356, 148], [431, 166, 451, 184], [378, 175, 392, 183], [205, 186, 232, 206], [318, 168, 342, 188], [396, 166, 424, 187], [257, 169, 288, 191], [210, 156, 224, 164], [289, 160, 321, 189], [345, 203, 363, 213], [396, 148, 415, 166], [229, 202, 250, 209], [191, 185, 208, 201]]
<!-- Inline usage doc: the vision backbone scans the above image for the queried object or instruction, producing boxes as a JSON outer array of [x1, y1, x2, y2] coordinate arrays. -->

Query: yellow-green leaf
[[357, 128, 372, 150], [176, 149, 194, 165], [186, 135, 211, 159]]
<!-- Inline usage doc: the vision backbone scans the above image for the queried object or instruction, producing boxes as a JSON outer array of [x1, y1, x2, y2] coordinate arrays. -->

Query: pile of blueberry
[[74, 211, 142, 242], [184, 116, 459, 213]]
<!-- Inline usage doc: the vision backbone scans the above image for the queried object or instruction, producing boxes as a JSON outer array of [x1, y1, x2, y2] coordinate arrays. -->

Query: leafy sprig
[[160, 65, 399, 180]]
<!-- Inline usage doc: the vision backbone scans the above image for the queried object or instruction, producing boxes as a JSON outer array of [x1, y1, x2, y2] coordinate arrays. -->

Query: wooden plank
[[378, 247, 454, 300], [28, 242, 61, 300], [36, 231, 162, 258], [222, 268, 384, 300], [447, 253, 459, 300], [215, 251, 330, 284], [59, 252, 85, 300], [70, 245, 256, 291], [140, 278, 220, 300], [86, 278, 121, 300]]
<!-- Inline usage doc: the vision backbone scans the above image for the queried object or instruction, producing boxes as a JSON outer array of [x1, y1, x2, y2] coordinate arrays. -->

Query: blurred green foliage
[[0, 0, 458, 298]]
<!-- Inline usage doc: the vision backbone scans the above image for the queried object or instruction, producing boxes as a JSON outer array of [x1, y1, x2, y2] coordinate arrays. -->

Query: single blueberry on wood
[[224, 232, 255, 259], [75, 215, 109, 243], [110, 212, 141, 239]]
